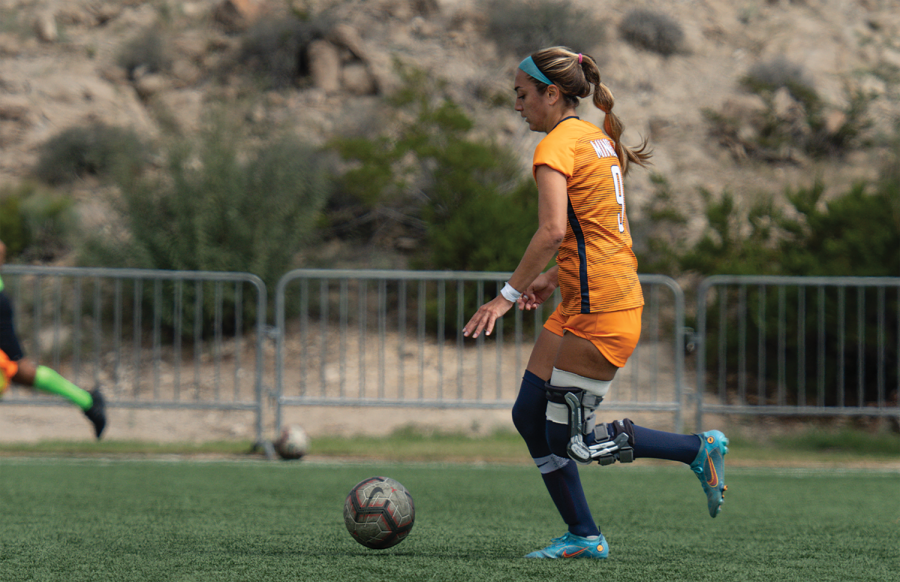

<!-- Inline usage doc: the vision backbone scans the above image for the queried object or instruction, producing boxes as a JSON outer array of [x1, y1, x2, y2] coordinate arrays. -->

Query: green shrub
[[620, 9, 685, 56], [0, 195, 26, 257], [742, 57, 817, 106], [329, 65, 541, 334], [804, 87, 874, 158], [118, 28, 170, 78], [485, 0, 605, 56], [707, 65, 873, 162], [79, 116, 331, 334], [329, 65, 538, 273], [630, 173, 689, 274], [0, 182, 77, 261], [637, 150, 900, 409], [33, 122, 149, 185], [638, 168, 899, 279]]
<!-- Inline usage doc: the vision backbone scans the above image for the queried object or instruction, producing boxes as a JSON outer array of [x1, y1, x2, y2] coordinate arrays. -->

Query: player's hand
[[462, 295, 515, 339], [518, 272, 556, 310]]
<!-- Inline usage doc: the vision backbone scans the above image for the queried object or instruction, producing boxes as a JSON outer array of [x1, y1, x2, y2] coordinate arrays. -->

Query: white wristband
[[500, 282, 521, 302]]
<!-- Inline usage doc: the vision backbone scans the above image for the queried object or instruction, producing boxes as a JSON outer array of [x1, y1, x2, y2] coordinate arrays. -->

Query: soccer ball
[[274, 425, 310, 460], [343, 476, 415, 549]]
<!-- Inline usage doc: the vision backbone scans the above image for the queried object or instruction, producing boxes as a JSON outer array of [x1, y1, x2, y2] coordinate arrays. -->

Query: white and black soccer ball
[[274, 424, 310, 460], [343, 476, 415, 549]]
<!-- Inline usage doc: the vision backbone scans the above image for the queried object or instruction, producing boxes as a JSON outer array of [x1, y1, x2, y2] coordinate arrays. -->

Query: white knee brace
[[544, 368, 634, 465], [545, 367, 612, 435]]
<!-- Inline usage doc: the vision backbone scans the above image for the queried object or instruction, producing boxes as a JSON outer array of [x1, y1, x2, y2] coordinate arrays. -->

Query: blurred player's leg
[[14, 361, 106, 438]]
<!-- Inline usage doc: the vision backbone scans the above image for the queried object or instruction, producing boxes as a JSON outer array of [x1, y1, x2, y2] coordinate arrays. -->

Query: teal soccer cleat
[[691, 430, 729, 518], [525, 532, 609, 559]]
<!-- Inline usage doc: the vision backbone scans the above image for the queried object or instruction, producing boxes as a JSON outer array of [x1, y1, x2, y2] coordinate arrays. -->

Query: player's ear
[[546, 85, 560, 104]]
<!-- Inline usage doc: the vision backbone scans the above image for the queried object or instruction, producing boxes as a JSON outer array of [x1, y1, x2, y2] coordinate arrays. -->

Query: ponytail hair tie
[[577, 53, 583, 64]]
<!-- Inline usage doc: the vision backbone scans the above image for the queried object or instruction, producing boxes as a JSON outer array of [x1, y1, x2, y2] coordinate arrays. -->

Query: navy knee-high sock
[[540, 461, 599, 538], [513, 371, 599, 538], [630, 424, 702, 464]]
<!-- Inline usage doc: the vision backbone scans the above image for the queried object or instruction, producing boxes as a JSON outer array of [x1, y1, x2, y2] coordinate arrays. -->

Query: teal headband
[[518, 56, 554, 86]]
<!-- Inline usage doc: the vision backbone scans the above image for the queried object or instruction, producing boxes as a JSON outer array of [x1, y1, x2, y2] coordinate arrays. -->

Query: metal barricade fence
[[0, 266, 267, 441], [695, 275, 900, 430], [274, 270, 687, 432], [8, 267, 895, 441]]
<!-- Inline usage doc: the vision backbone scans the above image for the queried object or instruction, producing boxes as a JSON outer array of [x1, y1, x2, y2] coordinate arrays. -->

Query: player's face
[[514, 69, 552, 133]]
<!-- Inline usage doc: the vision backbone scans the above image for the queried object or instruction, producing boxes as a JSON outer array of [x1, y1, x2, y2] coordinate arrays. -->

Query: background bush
[[0, 181, 77, 262], [33, 122, 149, 185], [485, 0, 605, 56], [704, 61, 873, 162], [79, 115, 332, 335], [329, 66, 541, 333], [620, 9, 685, 56], [635, 146, 900, 408], [742, 57, 817, 104], [329, 65, 538, 273], [118, 28, 170, 79]]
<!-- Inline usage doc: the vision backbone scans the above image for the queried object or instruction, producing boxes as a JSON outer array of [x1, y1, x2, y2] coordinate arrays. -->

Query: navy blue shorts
[[0, 291, 24, 361]]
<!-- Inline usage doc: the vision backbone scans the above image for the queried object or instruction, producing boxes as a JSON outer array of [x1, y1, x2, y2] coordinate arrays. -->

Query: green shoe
[[525, 532, 609, 559], [690, 430, 729, 518]]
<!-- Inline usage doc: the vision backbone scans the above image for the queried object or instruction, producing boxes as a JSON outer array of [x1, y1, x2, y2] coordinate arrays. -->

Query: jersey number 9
[[611, 164, 625, 233]]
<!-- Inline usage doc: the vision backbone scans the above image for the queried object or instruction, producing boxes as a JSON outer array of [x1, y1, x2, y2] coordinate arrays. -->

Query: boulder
[[0, 96, 33, 123], [172, 59, 202, 87], [328, 23, 365, 60], [308, 40, 341, 94], [0, 33, 22, 56], [342, 62, 376, 95], [214, 0, 266, 32], [771, 87, 803, 122], [33, 11, 58, 43], [134, 74, 168, 99], [823, 109, 847, 136]]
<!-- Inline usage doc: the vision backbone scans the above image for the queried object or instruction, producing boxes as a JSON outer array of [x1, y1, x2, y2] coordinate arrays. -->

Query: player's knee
[[512, 398, 541, 440], [512, 382, 548, 441], [545, 421, 570, 457]]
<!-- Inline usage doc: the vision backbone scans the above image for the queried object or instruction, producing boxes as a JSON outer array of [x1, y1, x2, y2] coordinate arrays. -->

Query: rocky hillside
[[1, 0, 898, 261]]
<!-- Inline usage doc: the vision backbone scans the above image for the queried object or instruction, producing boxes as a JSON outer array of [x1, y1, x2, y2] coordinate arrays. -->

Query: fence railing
[[695, 275, 900, 429], [274, 269, 687, 432], [2, 267, 898, 440], [0, 266, 267, 440]]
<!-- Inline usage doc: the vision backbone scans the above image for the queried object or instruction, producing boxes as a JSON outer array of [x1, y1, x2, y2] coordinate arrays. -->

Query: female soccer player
[[463, 47, 728, 559], [0, 239, 106, 438]]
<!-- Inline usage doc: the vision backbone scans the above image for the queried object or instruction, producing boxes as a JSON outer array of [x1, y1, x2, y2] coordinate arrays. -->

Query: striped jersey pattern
[[532, 118, 644, 315]]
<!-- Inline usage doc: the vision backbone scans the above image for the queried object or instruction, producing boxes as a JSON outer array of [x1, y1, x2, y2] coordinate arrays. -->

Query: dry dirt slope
[[1, 0, 898, 213]]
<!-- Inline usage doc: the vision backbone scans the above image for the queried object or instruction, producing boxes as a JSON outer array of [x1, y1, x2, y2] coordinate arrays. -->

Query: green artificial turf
[[0, 459, 896, 581]]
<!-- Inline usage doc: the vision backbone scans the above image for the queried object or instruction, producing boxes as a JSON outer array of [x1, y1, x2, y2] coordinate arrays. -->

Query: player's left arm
[[463, 165, 567, 338]]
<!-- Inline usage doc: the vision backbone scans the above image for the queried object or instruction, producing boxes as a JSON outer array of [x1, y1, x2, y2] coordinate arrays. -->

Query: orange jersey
[[0, 348, 16, 394], [533, 118, 644, 315]]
